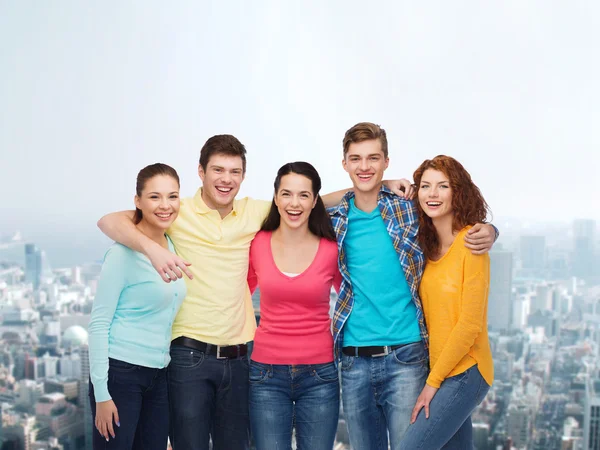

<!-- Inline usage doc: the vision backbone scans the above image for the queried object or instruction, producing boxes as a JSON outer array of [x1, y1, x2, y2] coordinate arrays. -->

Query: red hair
[[413, 155, 490, 260]]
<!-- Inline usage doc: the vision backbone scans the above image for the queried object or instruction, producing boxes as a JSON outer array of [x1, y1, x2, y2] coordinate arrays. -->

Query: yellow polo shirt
[[168, 189, 270, 345]]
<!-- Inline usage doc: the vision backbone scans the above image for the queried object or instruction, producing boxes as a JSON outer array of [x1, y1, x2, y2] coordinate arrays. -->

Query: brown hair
[[134, 163, 180, 224], [342, 122, 388, 158], [199, 134, 247, 173], [413, 155, 490, 260]]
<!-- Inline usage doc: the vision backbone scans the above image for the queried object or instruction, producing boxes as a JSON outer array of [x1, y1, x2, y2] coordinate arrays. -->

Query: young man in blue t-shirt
[[329, 122, 497, 449]]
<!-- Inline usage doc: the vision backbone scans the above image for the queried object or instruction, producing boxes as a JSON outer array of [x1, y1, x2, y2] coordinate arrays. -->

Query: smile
[[155, 213, 173, 221], [216, 187, 232, 193]]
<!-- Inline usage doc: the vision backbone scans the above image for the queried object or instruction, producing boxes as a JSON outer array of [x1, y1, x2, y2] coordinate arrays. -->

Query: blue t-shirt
[[88, 236, 186, 402], [343, 198, 421, 347]]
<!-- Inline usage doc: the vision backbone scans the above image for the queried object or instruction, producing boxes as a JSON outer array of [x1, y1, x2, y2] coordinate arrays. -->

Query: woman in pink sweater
[[247, 161, 341, 450]]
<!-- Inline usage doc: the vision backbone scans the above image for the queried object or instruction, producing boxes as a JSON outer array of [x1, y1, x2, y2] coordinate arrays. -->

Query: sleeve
[[247, 241, 258, 295], [88, 246, 129, 402], [426, 252, 490, 388]]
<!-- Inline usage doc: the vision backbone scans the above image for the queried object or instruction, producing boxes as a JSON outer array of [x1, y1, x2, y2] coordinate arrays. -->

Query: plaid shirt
[[328, 185, 429, 363]]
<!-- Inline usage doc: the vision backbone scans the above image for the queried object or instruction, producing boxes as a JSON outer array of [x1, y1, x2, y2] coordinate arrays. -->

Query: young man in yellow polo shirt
[[98, 134, 416, 450]]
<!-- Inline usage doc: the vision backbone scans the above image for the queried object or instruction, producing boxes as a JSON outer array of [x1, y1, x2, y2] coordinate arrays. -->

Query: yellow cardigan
[[420, 226, 494, 389]]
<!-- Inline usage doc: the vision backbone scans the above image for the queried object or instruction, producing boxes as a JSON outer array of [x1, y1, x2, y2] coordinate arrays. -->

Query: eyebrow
[[147, 191, 179, 195], [211, 165, 243, 171], [280, 189, 312, 194], [420, 180, 449, 184], [348, 153, 382, 158]]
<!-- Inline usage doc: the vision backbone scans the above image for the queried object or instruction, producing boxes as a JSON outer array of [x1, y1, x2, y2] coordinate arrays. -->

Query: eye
[[370, 156, 379, 161], [440, 185, 449, 189], [170, 195, 179, 199], [301, 194, 309, 199], [420, 185, 429, 189], [281, 192, 290, 197], [150, 195, 159, 199]]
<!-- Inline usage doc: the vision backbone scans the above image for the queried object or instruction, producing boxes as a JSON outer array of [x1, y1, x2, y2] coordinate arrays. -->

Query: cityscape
[[0, 218, 599, 450]]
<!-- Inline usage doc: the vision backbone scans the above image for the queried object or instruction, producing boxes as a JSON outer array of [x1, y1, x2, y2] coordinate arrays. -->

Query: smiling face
[[134, 174, 180, 231], [418, 168, 454, 220], [274, 173, 317, 231], [198, 153, 245, 212], [343, 138, 389, 195]]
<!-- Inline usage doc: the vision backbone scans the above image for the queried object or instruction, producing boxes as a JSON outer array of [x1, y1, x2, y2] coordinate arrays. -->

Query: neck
[[272, 222, 313, 244], [353, 186, 381, 212], [432, 214, 456, 250], [136, 220, 167, 248], [202, 189, 233, 219]]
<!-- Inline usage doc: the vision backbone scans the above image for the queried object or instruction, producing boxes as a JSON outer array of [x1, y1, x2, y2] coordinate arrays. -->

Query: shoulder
[[456, 226, 490, 263], [236, 197, 271, 220], [103, 243, 133, 262], [250, 230, 270, 253]]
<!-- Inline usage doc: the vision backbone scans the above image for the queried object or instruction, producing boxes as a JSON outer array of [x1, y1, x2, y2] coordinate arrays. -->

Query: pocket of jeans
[[109, 358, 139, 372], [168, 346, 204, 369], [392, 342, 427, 365], [312, 363, 339, 383], [340, 354, 354, 372], [249, 361, 270, 384]]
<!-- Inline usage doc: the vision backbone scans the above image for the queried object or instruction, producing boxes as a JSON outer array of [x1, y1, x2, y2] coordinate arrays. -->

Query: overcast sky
[[1, 1, 599, 246]]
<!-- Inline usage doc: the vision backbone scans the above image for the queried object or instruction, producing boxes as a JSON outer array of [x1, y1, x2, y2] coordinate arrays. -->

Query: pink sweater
[[248, 230, 341, 364]]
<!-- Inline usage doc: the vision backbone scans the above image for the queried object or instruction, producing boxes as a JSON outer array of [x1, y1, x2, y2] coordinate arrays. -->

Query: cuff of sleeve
[[426, 375, 442, 389], [93, 383, 112, 403], [491, 224, 500, 241]]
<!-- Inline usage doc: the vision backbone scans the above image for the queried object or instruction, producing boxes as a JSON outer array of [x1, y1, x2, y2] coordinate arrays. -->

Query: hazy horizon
[[2, 1, 599, 264]]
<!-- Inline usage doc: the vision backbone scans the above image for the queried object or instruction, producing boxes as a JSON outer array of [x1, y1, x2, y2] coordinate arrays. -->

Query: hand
[[464, 223, 496, 255], [383, 179, 415, 199], [410, 384, 438, 424], [95, 400, 120, 441], [146, 243, 193, 282]]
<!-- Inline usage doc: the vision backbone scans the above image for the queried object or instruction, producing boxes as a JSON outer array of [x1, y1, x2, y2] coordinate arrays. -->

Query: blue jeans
[[341, 341, 428, 450], [400, 365, 490, 450], [249, 361, 340, 450], [88, 358, 169, 450], [167, 344, 250, 450]]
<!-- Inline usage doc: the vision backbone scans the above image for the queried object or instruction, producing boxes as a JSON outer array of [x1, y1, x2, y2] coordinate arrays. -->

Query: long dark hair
[[413, 155, 490, 260], [261, 162, 336, 241], [134, 163, 180, 224]]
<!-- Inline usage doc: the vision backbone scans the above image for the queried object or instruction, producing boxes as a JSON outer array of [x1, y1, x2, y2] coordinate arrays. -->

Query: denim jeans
[[167, 344, 250, 450], [88, 358, 169, 450], [399, 365, 490, 450], [249, 361, 340, 450], [341, 341, 428, 450]]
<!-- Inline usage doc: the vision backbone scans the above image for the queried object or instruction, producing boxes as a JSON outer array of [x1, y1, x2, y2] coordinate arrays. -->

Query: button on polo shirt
[[168, 188, 270, 345]]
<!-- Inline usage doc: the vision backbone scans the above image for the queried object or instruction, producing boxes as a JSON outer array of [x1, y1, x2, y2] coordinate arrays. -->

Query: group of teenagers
[[88, 122, 496, 450]]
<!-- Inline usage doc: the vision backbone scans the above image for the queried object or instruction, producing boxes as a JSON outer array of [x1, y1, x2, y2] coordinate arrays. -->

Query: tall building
[[520, 235, 546, 271], [79, 345, 93, 450], [25, 244, 42, 290], [573, 219, 596, 280], [584, 378, 600, 450], [488, 247, 513, 331], [507, 402, 531, 449]]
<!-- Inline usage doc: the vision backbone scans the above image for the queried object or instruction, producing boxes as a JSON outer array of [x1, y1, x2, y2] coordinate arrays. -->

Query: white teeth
[[427, 202, 442, 206], [287, 211, 301, 216], [216, 187, 232, 193], [156, 213, 171, 217]]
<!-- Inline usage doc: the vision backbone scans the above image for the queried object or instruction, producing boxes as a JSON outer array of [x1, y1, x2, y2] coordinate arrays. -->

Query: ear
[[273, 192, 278, 208], [342, 158, 349, 173], [384, 157, 390, 170], [198, 164, 205, 183], [312, 196, 318, 209], [134, 195, 141, 210]]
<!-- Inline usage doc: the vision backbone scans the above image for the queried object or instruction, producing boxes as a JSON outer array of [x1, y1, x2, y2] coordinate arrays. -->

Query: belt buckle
[[216, 345, 227, 359], [371, 346, 390, 357]]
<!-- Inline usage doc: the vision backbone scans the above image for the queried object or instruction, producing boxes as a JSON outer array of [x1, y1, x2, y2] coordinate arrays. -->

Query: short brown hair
[[343, 122, 388, 158], [199, 134, 247, 173]]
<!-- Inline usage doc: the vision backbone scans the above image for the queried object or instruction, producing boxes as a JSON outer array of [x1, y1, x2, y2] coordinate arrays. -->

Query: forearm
[[97, 210, 157, 255], [322, 188, 352, 208]]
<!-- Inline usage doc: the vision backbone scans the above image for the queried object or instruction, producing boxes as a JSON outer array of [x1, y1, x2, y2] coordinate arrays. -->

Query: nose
[[159, 197, 169, 209], [429, 187, 439, 198], [221, 171, 232, 183], [359, 158, 369, 171], [290, 195, 300, 207]]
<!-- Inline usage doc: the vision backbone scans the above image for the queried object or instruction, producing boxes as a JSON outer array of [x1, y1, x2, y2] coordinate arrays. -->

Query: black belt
[[171, 336, 248, 359], [342, 343, 411, 357]]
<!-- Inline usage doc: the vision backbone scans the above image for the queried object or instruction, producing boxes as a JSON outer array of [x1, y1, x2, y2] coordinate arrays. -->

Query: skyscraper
[[520, 235, 546, 271], [488, 247, 513, 331], [79, 345, 93, 450], [25, 243, 42, 290], [573, 219, 596, 281], [584, 378, 600, 450]]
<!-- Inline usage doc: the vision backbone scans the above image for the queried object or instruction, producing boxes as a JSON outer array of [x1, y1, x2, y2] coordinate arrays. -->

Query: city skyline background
[[1, 2, 598, 266]]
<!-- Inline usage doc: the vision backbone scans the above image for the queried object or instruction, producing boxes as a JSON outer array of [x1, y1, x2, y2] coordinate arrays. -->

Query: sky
[[1, 1, 598, 264]]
